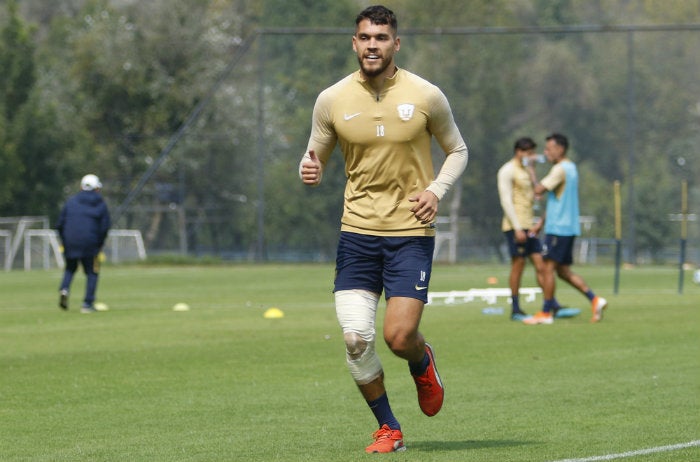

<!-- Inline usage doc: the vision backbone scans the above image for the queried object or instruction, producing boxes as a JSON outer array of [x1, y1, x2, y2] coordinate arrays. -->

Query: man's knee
[[344, 331, 368, 360], [384, 330, 416, 357], [343, 331, 382, 384], [335, 290, 382, 384], [556, 265, 571, 280]]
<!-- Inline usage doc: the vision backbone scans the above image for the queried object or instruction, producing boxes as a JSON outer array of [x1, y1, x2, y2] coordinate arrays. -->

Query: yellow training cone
[[173, 302, 190, 311], [264, 307, 284, 319]]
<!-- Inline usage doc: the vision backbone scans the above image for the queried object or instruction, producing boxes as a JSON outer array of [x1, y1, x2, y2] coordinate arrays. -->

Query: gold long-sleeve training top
[[300, 68, 468, 237], [497, 158, 536, 232]]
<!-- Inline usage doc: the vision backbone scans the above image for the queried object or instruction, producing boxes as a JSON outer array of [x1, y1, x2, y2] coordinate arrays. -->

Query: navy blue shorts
[[542, 234, 576, 265], [334, 231, 435, 302], [504, 230, 542, 258]]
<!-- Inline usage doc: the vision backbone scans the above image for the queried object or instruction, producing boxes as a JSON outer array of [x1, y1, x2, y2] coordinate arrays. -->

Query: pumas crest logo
[[397, 103, 415, 121]]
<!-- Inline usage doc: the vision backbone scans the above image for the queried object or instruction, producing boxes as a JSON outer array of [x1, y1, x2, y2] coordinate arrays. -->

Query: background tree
[[0, 0, 76, 216], [0, 0, 31, 212], [0, 0, 697, 263], [252, 0, 358, 259]]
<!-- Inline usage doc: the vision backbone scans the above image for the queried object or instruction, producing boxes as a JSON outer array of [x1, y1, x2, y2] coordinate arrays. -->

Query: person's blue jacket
[[56, 191, 111, 258]]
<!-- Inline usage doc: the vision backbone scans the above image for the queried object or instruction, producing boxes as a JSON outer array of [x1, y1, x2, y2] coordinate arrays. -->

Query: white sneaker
[[591, 296, 608, 323]]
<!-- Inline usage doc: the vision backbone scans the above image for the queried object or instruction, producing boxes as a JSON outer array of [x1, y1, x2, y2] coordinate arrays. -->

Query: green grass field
[[1, 263, 699, 461]]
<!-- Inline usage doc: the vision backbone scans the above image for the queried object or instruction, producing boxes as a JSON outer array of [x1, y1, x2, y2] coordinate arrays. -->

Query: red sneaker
[[365, 425, 406, 453], [412, 343, 444, 416]]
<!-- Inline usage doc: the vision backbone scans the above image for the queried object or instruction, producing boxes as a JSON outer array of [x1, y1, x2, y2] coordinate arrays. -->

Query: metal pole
[[178, 162, 187, 255], [625, 30, 637, 263], [256, 34, 266, 261], [678, 180, 688, 294], [614, 181, 622, 294]]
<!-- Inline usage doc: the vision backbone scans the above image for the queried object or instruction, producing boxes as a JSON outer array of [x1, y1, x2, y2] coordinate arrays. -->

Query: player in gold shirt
[[299, 5, 468, 454], [497, 137, 545, 320]]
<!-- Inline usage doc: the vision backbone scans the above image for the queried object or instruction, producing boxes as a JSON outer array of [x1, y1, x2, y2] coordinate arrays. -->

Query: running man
[[299, 5, 468, 453]]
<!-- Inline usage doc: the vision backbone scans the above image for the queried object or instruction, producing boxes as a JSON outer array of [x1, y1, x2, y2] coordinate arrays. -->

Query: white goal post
[[23, 229, 65, 270], [19, 229, 147, 270], [106, 229, 147, 263], [1, 230, 11, 271]]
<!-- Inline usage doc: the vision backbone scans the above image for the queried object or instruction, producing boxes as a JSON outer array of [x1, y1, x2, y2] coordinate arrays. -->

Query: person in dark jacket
[[56, 174, 111, 313]]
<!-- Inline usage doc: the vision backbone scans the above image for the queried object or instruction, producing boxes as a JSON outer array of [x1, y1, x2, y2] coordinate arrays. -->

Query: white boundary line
[[549, 440, 700, 462]]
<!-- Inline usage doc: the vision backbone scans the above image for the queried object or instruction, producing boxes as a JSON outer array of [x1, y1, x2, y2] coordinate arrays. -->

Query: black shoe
[[59, 290, 69, 310]]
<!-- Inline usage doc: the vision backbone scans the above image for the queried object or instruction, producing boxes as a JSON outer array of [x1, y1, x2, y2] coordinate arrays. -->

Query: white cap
[[81, 174, 102, 191]]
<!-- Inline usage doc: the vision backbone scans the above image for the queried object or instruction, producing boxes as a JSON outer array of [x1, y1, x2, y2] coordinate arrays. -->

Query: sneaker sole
[[367, 445, 406, 454], [523, 317, 553, 325], [554, 308, 581, 318]]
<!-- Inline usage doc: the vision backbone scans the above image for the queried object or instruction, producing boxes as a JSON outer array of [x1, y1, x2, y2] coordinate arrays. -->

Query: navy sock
[[367, 393, 400, 430], [585, 290, 595, 301], [543, 299, 557, 313], [408, 351, 430, 376], [543, 297, 563, 313], [511, 295, 521, 313]]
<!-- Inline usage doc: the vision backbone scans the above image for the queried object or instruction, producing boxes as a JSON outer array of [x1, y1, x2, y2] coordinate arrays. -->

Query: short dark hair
[[513, 137, 537, 152], [356, 5, 397, 34], [546, 133, 569, 152]]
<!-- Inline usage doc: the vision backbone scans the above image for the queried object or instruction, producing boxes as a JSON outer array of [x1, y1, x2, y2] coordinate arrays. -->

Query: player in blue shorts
[[497, 137, 546, 320], [524, 133, 608, 325], [298, 5, 469, 453]]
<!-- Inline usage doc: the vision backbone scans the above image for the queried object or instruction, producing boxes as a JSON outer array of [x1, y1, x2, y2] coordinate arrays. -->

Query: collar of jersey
[[355, 67, 401, 88]]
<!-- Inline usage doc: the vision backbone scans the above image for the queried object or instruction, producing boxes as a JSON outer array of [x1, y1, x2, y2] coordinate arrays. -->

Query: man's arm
[[298, 91, 337, 186], [533, 181, 547, 196], [525, 162, 544, 194], [536, 164, 566, 195], [409, 89, 468, 224], [98, 203, 111, 248], [424, 89, 468, 201], [497, 163, 521, 230], [300, 150, 322, 186]]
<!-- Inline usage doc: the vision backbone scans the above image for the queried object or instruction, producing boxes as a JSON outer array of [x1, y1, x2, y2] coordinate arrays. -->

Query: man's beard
[[357, 55, 391, 78]]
